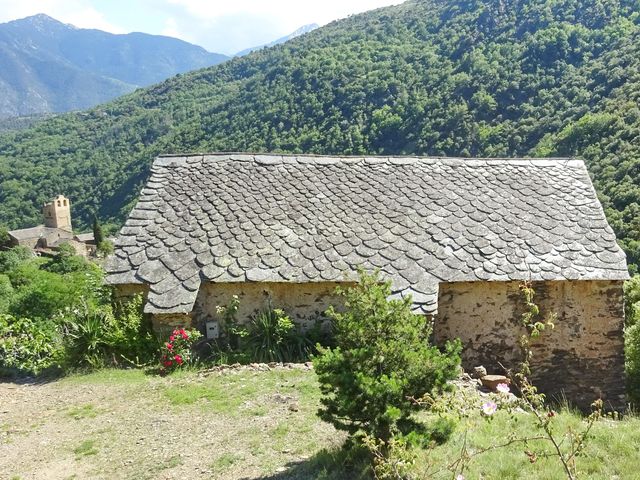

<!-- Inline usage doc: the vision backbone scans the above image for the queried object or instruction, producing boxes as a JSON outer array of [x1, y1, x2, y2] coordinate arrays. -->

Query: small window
[[57, 201, 61, 207], [63, 200, 67, 206]]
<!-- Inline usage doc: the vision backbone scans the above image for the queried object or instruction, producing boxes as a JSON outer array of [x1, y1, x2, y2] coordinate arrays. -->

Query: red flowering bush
[[159, 327, 201, 374]]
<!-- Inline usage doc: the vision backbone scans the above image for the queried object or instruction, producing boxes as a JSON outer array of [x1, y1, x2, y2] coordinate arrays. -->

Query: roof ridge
[[153, 153, 582, 168]]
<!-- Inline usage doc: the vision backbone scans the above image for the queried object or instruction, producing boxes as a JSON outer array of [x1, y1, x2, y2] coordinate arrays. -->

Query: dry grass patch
[[0, 368, 342, 479]]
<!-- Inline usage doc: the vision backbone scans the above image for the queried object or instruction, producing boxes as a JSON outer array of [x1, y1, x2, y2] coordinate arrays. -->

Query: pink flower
[[169, 335, 175, 342], [174, 354, 183, 365], [166, 343, 173, 350], [496, 383, 510, 394], [163, 360, 173, 367], [482, 401, 497, 416]]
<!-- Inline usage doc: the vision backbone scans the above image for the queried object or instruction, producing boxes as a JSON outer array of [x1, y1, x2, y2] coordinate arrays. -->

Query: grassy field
[[1, 368, 639, 479]]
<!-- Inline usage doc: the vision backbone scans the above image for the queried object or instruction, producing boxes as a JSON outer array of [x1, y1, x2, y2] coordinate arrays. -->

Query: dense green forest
[[0, 0, 639, 272]]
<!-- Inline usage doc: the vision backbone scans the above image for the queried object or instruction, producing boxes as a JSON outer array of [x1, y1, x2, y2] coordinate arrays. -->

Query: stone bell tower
[[43, 195, 72, 231]]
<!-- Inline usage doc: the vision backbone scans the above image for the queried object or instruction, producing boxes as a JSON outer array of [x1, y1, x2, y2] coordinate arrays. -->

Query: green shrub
[[64, 306, 111, 369], [625, 275, 640, 326], [424, 415, 457, 445], [243, 307, 313, 363], [215, 294, 244, 351], [204, 297, 319, 364], [8, 262, 103, 321], [0, 246, 32, 273], [0, 274, 14, 313], [96, 240, 114, 258], [3, 246, 105, 323], [61, 295, 158, 369], [0, 225, 9, 247], [313, 270, 462, 444], [1, 293, 158, 376], [0, 245, 158, 375], [43, 243, 93, 275], [0, 314, 64, 376], [625, 275, 640, 404], [108, 294, 159, 364], [625, 322, 640, 405]]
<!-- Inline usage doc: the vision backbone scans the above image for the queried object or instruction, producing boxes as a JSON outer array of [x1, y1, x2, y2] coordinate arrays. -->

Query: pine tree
[[314, 269, 462, 443], [92, 215, 104, 246]]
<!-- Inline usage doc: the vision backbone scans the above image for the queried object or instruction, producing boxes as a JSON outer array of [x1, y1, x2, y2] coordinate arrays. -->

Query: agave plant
[[63, 302, 112, 369], [244, 307, 312, 363]]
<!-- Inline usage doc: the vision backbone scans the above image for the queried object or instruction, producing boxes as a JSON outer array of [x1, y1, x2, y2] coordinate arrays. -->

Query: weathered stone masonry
[[113, 281, 345, 333], [193, 282, 344, 330], [435, 280, 626, 409]]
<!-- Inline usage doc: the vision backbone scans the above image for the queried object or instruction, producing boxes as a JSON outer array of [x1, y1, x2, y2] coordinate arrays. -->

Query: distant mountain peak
[[289, 23, 320, 37], [14, 13, 71, 26], [21, 13, 58, 22], [235, 23, 319, 57]]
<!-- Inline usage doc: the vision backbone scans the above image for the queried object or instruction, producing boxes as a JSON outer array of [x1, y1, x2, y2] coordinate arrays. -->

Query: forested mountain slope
[[0, 0, 639, 272], [0, 14, 228, 118]]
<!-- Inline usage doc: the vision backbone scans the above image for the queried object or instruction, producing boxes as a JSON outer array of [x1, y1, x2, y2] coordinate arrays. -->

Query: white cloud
[[165, 0, 403, 28], [161, 17, 192, 41], [62, 8, 125, 33], [0, 0, 125, 33], [160, 0, 405, 54]]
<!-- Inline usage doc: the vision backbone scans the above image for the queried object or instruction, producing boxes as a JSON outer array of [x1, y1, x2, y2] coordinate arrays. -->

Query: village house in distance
[[106, 153, 629, 409], [7, 195, 96, 256]]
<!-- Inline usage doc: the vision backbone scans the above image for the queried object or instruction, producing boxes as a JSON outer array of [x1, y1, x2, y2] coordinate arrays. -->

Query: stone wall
[[10, 236, 38, 249], [112, 283, 148, 300], [434, 280, 626, 410], [149, 313, 194, 335], [193, 281, 347, 330], [113, 281, 345, 338], [113, 278, 626, 409]]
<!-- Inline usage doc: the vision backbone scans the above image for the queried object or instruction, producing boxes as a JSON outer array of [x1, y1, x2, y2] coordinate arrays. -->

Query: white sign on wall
[[205, 320, 220, 339]]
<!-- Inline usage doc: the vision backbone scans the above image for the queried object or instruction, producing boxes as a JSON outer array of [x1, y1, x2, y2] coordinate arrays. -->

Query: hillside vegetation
[[0, 0, 639, 272]]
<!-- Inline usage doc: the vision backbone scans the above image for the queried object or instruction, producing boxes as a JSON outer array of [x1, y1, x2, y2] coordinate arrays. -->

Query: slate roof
[[8, 225, 72, 241], [105, 153, 629, 315], [74, 232, 96, 243]]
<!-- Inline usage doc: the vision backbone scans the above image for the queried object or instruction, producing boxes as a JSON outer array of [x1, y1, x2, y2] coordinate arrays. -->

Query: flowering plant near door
[[159, 328, 202, 374]]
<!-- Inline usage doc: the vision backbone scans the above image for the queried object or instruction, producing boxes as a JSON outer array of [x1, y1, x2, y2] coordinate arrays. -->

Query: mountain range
[[0, 0, 639, 273], [0, 14, 229, 119]]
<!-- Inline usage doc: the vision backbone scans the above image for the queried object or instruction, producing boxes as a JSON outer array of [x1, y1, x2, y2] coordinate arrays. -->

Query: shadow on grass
[[0, 367, 61, 386], [247, 444, 372, 480]]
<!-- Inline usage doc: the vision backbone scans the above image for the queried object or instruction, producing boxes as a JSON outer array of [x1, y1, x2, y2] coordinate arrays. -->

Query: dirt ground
[[0, 368, 343, 480]]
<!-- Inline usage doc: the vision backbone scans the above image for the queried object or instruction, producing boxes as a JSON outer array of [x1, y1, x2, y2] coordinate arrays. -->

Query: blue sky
[[0, 0, 403, 55]]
